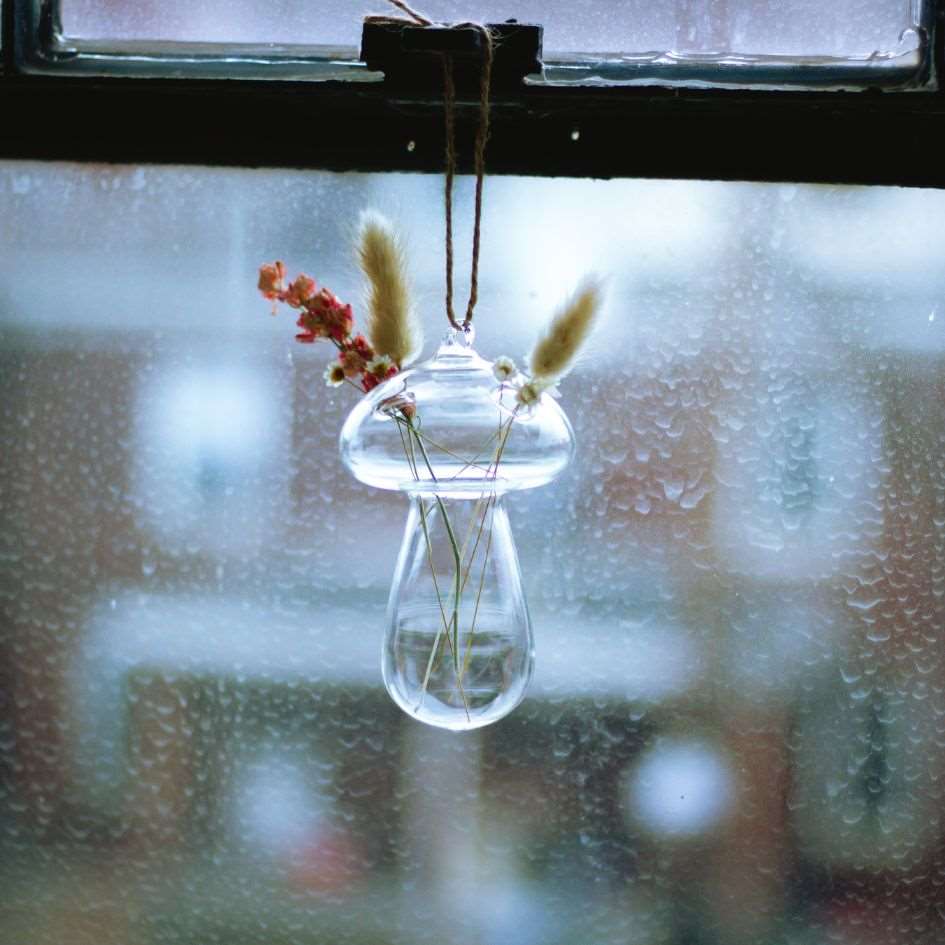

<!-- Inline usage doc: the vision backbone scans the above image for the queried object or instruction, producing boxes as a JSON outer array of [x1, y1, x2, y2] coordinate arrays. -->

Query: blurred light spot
[[623, 738, 735, 837], [155, 367, 271, 461], [134, 360, 288, 553], [485, 178, 725, 342], [228, 749, 327, 857]]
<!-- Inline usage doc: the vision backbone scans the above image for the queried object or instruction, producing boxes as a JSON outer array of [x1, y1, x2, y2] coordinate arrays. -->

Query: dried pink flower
[[283, 273, 317, 308], [258, 261, 287, 305]]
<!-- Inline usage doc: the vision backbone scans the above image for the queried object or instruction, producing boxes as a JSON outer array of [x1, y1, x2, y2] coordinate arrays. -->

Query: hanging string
[[442, 56, 459, 330], [443, 23, 493, 332], [373, 1, 494, 333]]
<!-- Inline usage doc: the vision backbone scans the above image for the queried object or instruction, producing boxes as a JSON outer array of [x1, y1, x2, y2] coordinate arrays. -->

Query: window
[[17, 0, 939, 86], [2, 4, 945, 945]]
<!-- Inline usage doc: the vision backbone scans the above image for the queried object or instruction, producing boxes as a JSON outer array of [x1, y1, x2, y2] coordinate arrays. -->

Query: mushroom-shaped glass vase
[[340, 331, 575, 730]]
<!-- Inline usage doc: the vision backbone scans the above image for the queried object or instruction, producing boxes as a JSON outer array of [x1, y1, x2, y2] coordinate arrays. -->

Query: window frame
[[1, 0, 944, 186]]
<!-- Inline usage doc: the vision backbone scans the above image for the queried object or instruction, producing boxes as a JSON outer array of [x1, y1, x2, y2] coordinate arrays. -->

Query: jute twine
[[367, 1, 495, 333]]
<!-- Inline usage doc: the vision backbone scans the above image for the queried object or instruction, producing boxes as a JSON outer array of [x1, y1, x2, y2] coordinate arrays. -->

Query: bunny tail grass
[[358, 211, 422, 367], [529, 277, 602, 381]]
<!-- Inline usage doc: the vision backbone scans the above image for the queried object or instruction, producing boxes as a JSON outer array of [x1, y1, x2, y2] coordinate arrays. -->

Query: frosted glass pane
[[2, 162, 945, 945], [61, 0, 922, 59]]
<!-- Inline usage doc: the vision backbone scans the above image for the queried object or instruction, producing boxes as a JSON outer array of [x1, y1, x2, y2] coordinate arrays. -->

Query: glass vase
[[339, 330, 575, 729]]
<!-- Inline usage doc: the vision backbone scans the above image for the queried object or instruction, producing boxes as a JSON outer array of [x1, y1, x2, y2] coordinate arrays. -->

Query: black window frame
[[1, 0, 944, 186]]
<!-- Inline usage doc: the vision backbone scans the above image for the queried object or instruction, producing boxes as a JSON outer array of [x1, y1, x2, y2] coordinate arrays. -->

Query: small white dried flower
[[367, 355, 394, 376], [492, 355, 517, 382], [324, 361, 346, 387], [515, 378, 546, 407]]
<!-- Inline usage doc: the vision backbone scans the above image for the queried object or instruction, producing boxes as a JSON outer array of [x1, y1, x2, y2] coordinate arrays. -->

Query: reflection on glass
[[2, 163, 945, 945]]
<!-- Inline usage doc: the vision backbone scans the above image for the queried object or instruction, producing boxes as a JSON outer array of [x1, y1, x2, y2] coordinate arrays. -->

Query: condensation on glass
[[1, 162, 944, 944], [58, 0, 928, 73]]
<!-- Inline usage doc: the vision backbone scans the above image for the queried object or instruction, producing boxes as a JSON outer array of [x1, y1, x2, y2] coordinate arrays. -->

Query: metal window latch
[[360, 20, 543, 94]]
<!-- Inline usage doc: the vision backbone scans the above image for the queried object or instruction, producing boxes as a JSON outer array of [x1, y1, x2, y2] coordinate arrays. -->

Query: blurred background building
[[2, 162, 943, 945]]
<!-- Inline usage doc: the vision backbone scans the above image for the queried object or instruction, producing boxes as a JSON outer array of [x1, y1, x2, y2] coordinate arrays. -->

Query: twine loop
[[374, 1, 494, 332]]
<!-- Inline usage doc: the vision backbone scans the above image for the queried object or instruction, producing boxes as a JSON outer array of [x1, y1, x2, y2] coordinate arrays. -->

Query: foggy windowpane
[[2, 163, 944, 944]]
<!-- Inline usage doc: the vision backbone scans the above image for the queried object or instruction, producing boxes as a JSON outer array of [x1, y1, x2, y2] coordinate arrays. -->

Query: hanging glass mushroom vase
[[256, 7, 601, 732], [341, 327, 575, 730], [340, 13, 598, 731]]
